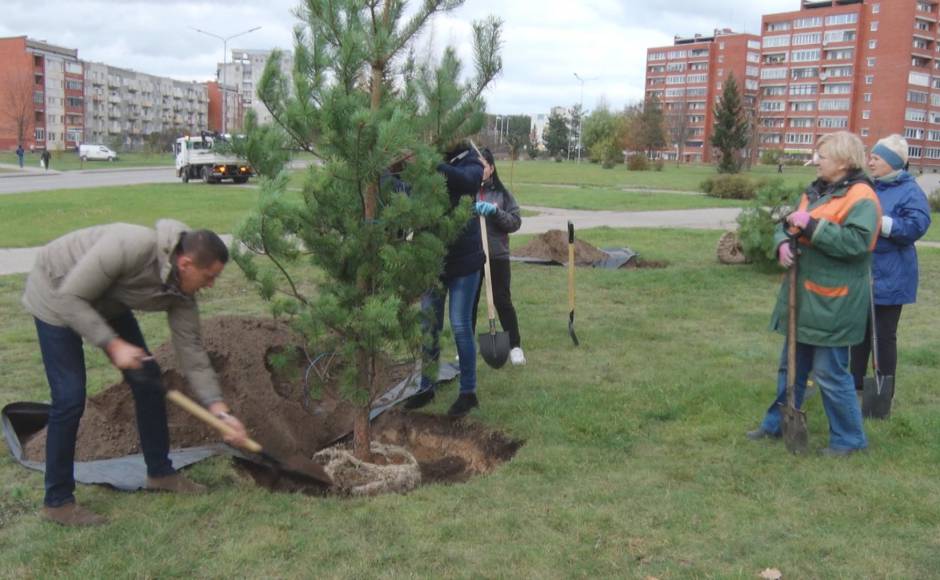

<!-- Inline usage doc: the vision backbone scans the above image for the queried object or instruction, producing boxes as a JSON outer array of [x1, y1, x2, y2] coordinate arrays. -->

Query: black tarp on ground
[[511, 247, 638, 269], [1, 363, 461, 491]]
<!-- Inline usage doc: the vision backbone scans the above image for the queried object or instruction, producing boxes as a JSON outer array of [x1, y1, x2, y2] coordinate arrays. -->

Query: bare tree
[[666, 96, 690, 166], [0, 69, 35, 146]]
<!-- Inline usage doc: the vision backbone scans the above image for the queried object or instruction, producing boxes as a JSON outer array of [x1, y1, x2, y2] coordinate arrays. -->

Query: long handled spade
[[166, 390, 333, 487], [780, 235, 808, 454], [477, 212, 511, 368], [862, 274, 895, 419], [567, 221, 580, 346]]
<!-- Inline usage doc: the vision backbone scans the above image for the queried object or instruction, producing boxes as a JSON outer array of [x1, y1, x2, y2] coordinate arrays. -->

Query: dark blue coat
[[872, 171, 932, 305], [436, 149, 485, 281]]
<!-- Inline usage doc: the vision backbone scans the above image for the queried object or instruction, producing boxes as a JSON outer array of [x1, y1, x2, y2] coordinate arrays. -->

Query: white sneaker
[[510, 347, 526, 366]]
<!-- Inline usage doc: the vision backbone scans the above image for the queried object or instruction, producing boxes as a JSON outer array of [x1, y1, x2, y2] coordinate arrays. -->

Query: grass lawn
[[0, 151, 173, 172], [500, 159, 817, 192], [0, 184, 274, 248], [514, 184, 743, 212], [2, 228, 940, 577], [919, 214, 940, 242]]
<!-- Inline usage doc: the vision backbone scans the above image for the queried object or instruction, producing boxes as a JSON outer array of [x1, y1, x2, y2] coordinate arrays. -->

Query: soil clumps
[[512, 229, 607, 265]]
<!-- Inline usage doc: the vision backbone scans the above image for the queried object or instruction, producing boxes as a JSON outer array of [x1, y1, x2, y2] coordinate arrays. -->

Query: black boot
[[403, 388, 435, 410], [447, 392, 479, 417]]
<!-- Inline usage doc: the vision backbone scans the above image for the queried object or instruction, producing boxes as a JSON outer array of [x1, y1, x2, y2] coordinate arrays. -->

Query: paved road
[[0, 166, 179, 195]]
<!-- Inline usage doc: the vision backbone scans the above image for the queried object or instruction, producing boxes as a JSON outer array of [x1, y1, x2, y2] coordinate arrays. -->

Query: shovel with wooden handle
[[166, 390, 333, 487], [567, 221, 580, 346], [477, 212, 511, 368], [780, 234, 808, 454], [862, 272, 895, 419]]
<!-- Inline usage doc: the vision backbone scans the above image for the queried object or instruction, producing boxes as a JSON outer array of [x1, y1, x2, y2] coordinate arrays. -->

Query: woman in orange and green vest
[[747, 131, 881, 456]]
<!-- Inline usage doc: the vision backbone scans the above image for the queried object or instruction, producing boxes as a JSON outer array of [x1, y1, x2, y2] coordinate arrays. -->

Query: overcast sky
[[1, 0, 797, 116]]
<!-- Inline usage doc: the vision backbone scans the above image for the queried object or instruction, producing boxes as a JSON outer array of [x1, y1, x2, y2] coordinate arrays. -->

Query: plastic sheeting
[[2, 362, 461, 491], [511, 247, 637, 269]]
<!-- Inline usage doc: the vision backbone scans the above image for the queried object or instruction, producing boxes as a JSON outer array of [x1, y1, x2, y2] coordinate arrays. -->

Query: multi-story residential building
[[218, 48, 293, 127], [84, 62, 208, 149], [207, 81, 243, 133], [0, 36, 84, 151], [0, 35, 210, 152], [758, 0, 940, 169], [645, 29, 761, 163]]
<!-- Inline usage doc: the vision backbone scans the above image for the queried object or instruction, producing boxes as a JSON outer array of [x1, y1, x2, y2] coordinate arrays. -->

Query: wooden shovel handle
[[479, 214, 497, 321], [166, 390, 262, 453]]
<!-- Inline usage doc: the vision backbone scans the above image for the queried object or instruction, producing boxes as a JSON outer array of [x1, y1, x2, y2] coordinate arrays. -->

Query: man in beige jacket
[[23, 219, 248, 527]]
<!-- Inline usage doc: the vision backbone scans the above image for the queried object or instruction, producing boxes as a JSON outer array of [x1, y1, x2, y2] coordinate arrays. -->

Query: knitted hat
[[871, 134, 909, 170]]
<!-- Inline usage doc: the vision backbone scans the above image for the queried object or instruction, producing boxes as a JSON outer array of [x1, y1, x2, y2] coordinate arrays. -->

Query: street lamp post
[[191, 26, 262, 135]]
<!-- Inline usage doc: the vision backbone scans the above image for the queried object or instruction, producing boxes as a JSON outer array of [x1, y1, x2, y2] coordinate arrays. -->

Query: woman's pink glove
[[778, 242, 794, 268], [787, 210, 811, 230]]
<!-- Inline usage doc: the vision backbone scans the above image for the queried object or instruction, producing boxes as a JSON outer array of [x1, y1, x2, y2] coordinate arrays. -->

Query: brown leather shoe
[[146, 473, 207, 494], [42, 503, 108, 527]]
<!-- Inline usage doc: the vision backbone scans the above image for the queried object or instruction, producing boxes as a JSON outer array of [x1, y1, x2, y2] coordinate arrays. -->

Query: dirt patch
[[22, 315, 521, 494], [512, 229, 607, 265]]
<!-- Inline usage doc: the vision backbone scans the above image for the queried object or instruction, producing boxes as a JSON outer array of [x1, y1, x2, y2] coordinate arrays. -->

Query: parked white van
[[78, 144, 118, 162]]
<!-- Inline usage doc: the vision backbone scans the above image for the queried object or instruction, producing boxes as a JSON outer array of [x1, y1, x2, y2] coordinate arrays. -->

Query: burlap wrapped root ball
[[315, 442, 421, 496], [716, 231, 748, 265]]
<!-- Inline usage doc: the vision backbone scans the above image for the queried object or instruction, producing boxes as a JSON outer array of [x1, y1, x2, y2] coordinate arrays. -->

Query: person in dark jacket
[[471, 148, 525, 365], [850, 134, 932, 396], [746, 131, 880, 456], [16, 144, 25, 168], [404, 145, 486, 417]]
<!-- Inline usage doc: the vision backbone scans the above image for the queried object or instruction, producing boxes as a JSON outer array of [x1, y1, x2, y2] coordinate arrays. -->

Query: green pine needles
[[231, 0, 502, 459]]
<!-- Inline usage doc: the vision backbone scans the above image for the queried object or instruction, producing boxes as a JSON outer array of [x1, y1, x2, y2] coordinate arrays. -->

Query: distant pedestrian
[[41, 149, 51, 171], [777, 161, 783, 174], [16, 144, 25, 168]]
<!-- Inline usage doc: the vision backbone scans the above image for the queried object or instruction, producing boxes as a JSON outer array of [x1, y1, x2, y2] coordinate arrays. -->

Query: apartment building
[[206, 81, 242, 133], [0, 35, 210, 152], [0, 36, 84, 151], [84, 62, 208, 149], [218, 48, 294, 127], [759, 0, 940, 168], [646, 29, 761, 163]]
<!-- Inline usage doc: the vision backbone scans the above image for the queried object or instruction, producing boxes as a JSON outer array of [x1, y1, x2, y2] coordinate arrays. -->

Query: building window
[[872, 3, 880, 13], [792, 49, 821, 62], [793, 16, 822, 28], [865, 75, 875, 84], [871, 21, 879, 31], [818, 117, 848, 129], [766, 21, 790, 32], [34, 128, 45, 141], [825, 13, 858, 26], [864, 93, 872, 102], [869, 40, 877, 49], [909, 90, 929, 104], [793, 32, 821, 45], [861, 128, 870, 137], [763, 35, 790, 48], [909, 146, 923, 158], [862, 110, 871, 119], [906, 108, 927, 122], [719, 42, 725, 50], [867, 57, 876, 67], [905, 127, 926, 140]]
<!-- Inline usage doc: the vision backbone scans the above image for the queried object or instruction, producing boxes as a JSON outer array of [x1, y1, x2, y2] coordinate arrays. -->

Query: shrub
[[704, 174, 758, 199], [627, 154, 649, 171], [554, 154, 563, 163], [700, 177, 714, 194], [930, 188, 940, 213], [653, 160, 664, 172], [735, 178, 803, 268], [760, 149, 782, 165]]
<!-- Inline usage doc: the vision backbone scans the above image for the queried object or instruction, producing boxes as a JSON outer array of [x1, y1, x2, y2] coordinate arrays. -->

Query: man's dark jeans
[[36, 311, 174, 507]]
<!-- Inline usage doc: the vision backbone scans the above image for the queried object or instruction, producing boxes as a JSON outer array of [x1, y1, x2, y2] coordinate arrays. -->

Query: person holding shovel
[[22, 221, 248, 526], [746, 131, 880, 456], [850, 135, 931, 404], [471, 148, 526, 366], [404, 144, 487, 417]]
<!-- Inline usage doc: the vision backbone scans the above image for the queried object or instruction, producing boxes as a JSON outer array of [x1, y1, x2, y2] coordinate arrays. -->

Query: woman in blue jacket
[[851, 134, 932, 396]]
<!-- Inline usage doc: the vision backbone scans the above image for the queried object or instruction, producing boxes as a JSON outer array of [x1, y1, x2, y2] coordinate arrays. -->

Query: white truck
[[174, 133, 252, 184]]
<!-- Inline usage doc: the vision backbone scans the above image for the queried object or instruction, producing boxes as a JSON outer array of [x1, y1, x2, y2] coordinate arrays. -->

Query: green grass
[[499, 160, 817, 192], [0, 184, 277, 248], [0, 151, 173, 171], [919, 215, 940, 242], [2, 229, 940, 577], [515, 184, 743, 211]]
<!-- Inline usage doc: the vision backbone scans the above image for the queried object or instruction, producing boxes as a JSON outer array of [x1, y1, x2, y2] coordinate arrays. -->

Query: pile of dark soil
[[512, 229, 607, 265], [23, 315, 521, 491]]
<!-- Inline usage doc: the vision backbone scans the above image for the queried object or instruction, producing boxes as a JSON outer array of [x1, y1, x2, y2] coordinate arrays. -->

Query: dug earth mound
[[23, 316, 522, 494]]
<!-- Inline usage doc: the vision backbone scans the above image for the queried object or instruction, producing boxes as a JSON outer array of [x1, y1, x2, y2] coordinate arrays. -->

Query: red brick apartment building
[[758, 0, 940, 169], [0, 36, 85, 152], [645, 29, 761, 163]]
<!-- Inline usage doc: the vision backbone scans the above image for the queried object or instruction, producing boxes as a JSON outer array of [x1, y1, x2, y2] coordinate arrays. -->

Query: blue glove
[[475, 201, 497, 216]]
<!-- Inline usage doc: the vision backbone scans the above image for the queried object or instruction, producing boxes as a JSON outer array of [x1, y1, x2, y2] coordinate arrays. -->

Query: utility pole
[[192, 26, 261, 134]]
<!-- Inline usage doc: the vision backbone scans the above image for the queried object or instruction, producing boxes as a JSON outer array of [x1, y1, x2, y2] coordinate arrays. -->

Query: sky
[[1, 0, 797, 116]]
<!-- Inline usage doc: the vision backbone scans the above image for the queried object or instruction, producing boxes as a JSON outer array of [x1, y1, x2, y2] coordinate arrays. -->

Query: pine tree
[[711, 73, 750, 174], [542, 111, 569, 158], [231, 0, 502, 460]]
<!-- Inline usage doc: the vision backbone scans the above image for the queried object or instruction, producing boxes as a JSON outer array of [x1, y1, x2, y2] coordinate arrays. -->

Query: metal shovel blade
[[478, 327, 511, 369], [780, 401, 809, 454], [568, 311, 580, 346], [862, 374, 895, 420]]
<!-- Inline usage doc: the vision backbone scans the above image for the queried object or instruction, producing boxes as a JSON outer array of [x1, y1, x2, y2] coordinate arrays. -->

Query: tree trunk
[[352, 405, 372, 462]]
